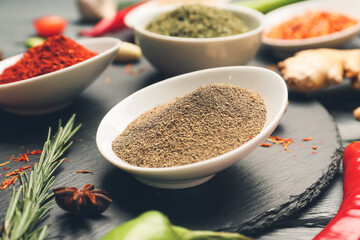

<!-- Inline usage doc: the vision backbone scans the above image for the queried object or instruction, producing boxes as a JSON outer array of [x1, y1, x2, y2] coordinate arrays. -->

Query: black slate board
[[0, 67, 342, 239]]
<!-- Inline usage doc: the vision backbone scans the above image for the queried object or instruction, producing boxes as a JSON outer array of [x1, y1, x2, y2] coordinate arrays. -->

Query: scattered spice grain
[[76, 170, 93, 174], [10, 153, 29, 162], [302, 137, 313, 141], [0, 161, 10, 167], [0, 175, 19, 190], [268, 136, 293, 151], [112, 83, 266, 168], [260, 143, 272, 147]]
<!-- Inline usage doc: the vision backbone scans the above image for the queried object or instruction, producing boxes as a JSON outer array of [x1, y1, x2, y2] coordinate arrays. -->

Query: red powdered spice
[[0, 35, 97, 85]]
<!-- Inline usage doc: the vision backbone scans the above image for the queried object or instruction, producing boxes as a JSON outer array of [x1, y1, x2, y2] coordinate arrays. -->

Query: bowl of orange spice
[[262, 0, 360, 54], [0, 35, 121, 115]]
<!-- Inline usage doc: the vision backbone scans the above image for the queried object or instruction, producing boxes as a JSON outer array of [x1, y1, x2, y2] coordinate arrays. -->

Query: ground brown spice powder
[[112, 83, 266, 168]]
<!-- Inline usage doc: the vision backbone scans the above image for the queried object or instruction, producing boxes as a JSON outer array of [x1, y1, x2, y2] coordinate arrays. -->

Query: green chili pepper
[[25, 36, 46, 49], [101, 210, 253, 240], [233, 0, 305, 14]]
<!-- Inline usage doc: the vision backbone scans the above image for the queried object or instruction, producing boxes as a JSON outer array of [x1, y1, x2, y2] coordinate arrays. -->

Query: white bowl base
[[134, 174, 215, 189], [2, 99, 72, 115]]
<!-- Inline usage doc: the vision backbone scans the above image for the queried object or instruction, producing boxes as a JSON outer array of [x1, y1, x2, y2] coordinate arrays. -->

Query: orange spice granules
[[7, 150, 42, 163], [0, 175, 19, 190], [1, 149, 42, 191], [266, 11, 358, 40], [268, 136, 293, 151], [10, 153, 29, 162], [4, 165, 33, 178], [124, 64, 146, 75], [260, 135, 319, 154]]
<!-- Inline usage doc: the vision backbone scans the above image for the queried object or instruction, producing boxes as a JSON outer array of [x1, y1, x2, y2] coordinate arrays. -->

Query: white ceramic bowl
[[125, 2, 265, 76], [262, 0, 360, 54], [96, 66, 288, 189], [0, 37, 121, 115]]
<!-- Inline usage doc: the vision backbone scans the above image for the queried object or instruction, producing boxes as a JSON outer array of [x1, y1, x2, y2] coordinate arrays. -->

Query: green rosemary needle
[[0, 114, 81, 240]]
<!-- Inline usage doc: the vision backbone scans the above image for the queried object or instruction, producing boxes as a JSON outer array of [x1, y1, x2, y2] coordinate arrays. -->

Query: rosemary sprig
[[0, 114, 81, 240]]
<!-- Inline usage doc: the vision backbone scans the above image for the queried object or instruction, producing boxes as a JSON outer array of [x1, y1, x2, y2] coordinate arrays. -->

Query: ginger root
[[354, 107, 360, 121], [278, 49, 360, 93]]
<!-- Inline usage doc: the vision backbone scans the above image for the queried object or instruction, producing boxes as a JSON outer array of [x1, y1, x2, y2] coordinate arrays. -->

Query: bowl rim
[[0, 37, 121, 88], [127, 2, 265, 43], [261, 0, 360, 47], [96, 66, 288, 175]]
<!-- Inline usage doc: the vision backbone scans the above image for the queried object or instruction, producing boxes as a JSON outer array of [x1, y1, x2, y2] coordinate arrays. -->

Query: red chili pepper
[[80, 1, 148, 37], [313, 141, 360, 239]]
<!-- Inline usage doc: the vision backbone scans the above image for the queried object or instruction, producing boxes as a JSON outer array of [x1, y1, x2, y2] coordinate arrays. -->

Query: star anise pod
[[53, 184, 112, 216]]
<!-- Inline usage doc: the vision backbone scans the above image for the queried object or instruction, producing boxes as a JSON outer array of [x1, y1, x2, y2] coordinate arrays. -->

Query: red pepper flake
[[293, 154, 297, 157], [10, 153, 29, 162], [4, 172, 18, 177], [312, 146, 318, 150], [76, 170, 93, 174], [124, 64, 132, 71], [302, 137, 313, 141], [0, 175, 19, 190], [3, 167, 10, 170], [0, 161, 10, 167], [260, 143, 272, 147], [268, 136, 293, 151], [124, 64, 146, 75], [28, 149, 42, 155], [312, 151, 317, 154], [3, 165, 33, 178], [16, 165, 33, 172]]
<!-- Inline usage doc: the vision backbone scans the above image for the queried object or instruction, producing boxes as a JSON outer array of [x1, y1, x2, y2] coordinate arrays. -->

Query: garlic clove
[[77, 0, 116, 21], [114, 41, 142, 62]]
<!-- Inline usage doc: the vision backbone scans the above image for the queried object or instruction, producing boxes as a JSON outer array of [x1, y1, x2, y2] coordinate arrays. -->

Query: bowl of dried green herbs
[[96, 66, 288, 189], [125, 2, 265, 76]]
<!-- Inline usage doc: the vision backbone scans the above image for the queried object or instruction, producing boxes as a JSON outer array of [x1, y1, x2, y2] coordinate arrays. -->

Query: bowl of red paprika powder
[[0, 35, 121, 115]]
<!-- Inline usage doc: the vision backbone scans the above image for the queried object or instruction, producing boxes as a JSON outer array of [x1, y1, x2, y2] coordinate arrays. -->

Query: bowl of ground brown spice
[[96, 66, 288, 189], [124, 2, 264, 76]]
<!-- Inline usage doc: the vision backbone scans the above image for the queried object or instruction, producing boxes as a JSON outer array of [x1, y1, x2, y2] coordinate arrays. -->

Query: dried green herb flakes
[[146, 4, 250, 38]]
